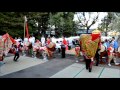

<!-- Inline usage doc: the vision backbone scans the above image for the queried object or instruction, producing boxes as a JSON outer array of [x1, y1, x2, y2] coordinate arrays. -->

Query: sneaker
[[34, 57, 37, 59], [89, 68, 92, 72], [115, 63, 119, 65], [23, 54, 26, 56], [108, 64, 111, 66], [76, 60, 79, 63]]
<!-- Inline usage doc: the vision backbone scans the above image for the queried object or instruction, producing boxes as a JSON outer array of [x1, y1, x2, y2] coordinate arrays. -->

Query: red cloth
[[66, 45, 68, 50], [2, 33, 15, 44], [107, 47, 112, 55], [75, 47, 80, 56], [26, 22, 29, 40], [63, 39, 68, 50], [9, 36, 16, 44], [47, 39, 51, 44], [63, 39, 67, 45], [91, 34, 100, 41]]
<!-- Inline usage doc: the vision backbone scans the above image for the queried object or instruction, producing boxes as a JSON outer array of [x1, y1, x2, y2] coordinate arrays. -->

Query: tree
[[0, 12, 49, 39], [24, 12, 49, 39], [109, 12, 120, 32], [76, 12, 99, 33], [48, 12, 75, 37], [98, 12, 113, 36], [0, 12, 25, 38]]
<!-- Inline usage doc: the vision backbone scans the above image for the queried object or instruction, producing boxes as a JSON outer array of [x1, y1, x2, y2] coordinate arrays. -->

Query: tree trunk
[[105, 32, 107, 36], [86, 27, 89, 33], [105, 26, 108, 36]]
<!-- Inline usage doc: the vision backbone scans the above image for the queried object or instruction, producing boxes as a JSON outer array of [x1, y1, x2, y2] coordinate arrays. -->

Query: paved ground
[[50, 63, 120, 78], [0, 56, 47, 77], [0, 54, 76, 78], [0, 49, 120, 78]]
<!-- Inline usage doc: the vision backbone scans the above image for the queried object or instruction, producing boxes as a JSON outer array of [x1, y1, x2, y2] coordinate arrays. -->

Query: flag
[[24, 16, 29, 40]]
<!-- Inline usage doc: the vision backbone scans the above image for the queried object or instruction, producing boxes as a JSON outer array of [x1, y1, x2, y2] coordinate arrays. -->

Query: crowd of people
[[99, 37, 119, 66], [1, 34, 120, 73], [75, 36, 120, 71], [74, 36, 120, 72], [10, 35, 71, 61]]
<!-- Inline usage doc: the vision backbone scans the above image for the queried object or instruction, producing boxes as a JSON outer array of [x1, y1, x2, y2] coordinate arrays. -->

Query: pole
[[24, 16, 26, 39]]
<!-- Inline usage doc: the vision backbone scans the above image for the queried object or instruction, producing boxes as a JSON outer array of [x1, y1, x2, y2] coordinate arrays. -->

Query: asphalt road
[[0, 54, 77, 78], [0, 53, 120, 78]]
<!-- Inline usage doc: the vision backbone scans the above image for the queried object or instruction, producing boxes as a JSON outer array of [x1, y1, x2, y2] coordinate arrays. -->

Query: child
[[13, 45, 20, 61]]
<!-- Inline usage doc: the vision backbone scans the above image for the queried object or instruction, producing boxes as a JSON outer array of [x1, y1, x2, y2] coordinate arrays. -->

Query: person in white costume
[[41, 36, 45, 47]]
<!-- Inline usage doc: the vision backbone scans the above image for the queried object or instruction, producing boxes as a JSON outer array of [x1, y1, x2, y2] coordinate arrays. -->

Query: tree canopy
[[0, 12, 49, 39], [48, 12, 75, 37], [75, 12, 99, 33]]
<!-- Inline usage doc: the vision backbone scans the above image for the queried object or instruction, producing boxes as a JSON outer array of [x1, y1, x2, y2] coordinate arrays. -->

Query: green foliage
[[98, 12, 114, 36], [49, 12, 75, 37], [0, 12, 49, 39], [0, 12, 75, 38]]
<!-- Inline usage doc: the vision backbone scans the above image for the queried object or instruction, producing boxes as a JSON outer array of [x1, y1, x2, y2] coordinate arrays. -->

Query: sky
[[73, 12, 108, 29]]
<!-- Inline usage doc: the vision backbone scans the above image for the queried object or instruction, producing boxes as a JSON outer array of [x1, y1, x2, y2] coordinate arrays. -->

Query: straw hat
[[92, 29, 101, 34]]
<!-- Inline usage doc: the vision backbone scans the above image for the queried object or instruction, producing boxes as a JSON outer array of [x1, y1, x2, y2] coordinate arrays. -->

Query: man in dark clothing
[[13, 45, 20, 61], [61, 44, 66, 58], [85, 59, 92, 72], [95, 48, 100, 66]]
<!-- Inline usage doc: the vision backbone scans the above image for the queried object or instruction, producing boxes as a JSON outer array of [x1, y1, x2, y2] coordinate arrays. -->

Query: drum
[[47, 42, 56, 51], [100, 44, 108, 62], [100, 44, 105, 52], [47, 42, 54, 48]]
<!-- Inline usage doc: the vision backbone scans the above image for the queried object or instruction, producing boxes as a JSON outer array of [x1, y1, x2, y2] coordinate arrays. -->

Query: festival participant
[[61, 42, 66, 58], [111, 37, 119, 63], [107, 44, 119, 66], [23, 36, 29, 56], [99, 41, 108, 63], [17, 37, 22, 42], [75, 45, 80, 62], [111, 37, 119, 52], [15, 37, 17, 41], [82, 50, 93, 72], [46, 37, 56, 59], [28, 35, 35, 56], [80, 29, 101, 72], [94, 48, 100, 66], [13, 45, 20, 62], [62, 36, 68, 50], [32, 35, 35, 46], [46, 37, 51, 45], [103, 39, 110, 49], [41, 36, 45, 47], [33, 39, 42, 58]]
